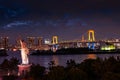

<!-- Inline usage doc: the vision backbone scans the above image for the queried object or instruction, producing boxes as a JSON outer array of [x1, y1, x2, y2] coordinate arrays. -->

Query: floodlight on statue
[[20, 40, 29, 64]]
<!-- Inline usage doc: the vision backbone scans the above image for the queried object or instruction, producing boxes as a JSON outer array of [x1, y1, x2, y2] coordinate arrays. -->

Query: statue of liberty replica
[[18, 40, 31, 76], [20, 40, 29, 64]]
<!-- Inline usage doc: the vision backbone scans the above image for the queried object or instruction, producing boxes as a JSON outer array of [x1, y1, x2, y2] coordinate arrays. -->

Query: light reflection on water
[[87, 54, 97, 59], [0, 51, 120, 68]]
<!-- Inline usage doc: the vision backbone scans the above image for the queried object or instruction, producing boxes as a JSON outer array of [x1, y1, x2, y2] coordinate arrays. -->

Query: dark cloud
[[0, 0, 120, 41], [0, 0, 120, 18]]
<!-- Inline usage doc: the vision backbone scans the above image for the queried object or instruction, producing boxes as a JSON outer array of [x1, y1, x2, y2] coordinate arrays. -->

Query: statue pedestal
[[18, 64, 31, 76]]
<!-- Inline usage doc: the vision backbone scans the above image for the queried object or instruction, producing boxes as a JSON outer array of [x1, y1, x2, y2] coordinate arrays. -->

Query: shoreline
[[30, 48, 120, 55]]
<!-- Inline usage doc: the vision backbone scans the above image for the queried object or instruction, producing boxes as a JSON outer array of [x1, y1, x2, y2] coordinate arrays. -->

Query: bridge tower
[[88, 30, 95, 49], [88, 30, 95, 41], [52, 36, 58, 44], [52, 36, 59, 52], [82, 35, 85, 42]]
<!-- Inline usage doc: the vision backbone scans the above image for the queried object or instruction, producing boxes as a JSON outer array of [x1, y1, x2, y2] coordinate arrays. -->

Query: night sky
[[0, 0, 120, 42]]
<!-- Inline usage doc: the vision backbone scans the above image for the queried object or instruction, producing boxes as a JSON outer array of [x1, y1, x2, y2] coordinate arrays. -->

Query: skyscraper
[[37, 37, 43, 47], [1, 37, 9, 49], [27, 37, 35, 49]]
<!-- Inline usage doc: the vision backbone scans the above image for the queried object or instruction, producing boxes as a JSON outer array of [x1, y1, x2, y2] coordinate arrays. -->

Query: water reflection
[[29, 55, 53, 68], [1, 51, 120, 68], [87, 54, 97, 59], [52, 55, 59, 66]]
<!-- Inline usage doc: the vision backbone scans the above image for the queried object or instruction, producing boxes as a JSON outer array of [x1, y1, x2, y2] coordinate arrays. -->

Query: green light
[[101, 45, 115, 51]]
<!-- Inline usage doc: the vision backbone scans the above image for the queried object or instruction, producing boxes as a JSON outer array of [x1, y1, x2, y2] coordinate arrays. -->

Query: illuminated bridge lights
[[52, 36, 58, 44], [88, 30, 95, 42], [88, 30, 96, 49]]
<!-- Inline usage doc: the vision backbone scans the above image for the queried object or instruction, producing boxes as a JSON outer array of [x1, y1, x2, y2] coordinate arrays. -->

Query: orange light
[[13, 48, 17, 51]]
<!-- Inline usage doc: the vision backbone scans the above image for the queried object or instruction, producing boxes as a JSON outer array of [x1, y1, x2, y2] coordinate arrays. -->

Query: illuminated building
[[1, 37, 9, 49], [44, 39, 51, 45], [27, 37, 35, 49], [52, 36, 58, 44], [37, 37, 43, 46]]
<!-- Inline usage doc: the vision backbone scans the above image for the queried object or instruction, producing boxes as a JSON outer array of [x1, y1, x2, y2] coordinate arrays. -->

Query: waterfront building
[[27, 37, 35, 49], [0, 37, 9, 49], [37, 37, 43, 46], [44, 39, 51, 45]]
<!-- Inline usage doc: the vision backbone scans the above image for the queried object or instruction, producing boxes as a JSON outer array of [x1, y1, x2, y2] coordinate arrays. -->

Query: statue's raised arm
[[20, 40, 29, 65], [20, 40, 24, 48]]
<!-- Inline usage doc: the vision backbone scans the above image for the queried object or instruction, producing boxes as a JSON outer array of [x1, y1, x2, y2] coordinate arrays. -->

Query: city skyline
[[0, 0, 120, 41]]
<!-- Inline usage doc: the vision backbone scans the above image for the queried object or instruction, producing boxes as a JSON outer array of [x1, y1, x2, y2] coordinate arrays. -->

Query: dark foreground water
[[0, 51, 120, 68]]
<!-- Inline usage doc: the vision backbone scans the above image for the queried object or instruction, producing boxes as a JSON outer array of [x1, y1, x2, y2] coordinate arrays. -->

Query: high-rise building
[[37, 37, 43, 46], [1, 37, 9, 49], [27, 37, 35, 48]]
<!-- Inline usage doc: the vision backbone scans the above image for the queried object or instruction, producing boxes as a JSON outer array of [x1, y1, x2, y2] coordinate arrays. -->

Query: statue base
[[18, 64, 31, 76]]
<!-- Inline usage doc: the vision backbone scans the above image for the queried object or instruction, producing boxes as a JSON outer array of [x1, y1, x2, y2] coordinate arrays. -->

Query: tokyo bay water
[[0, 51, 120, 68]]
